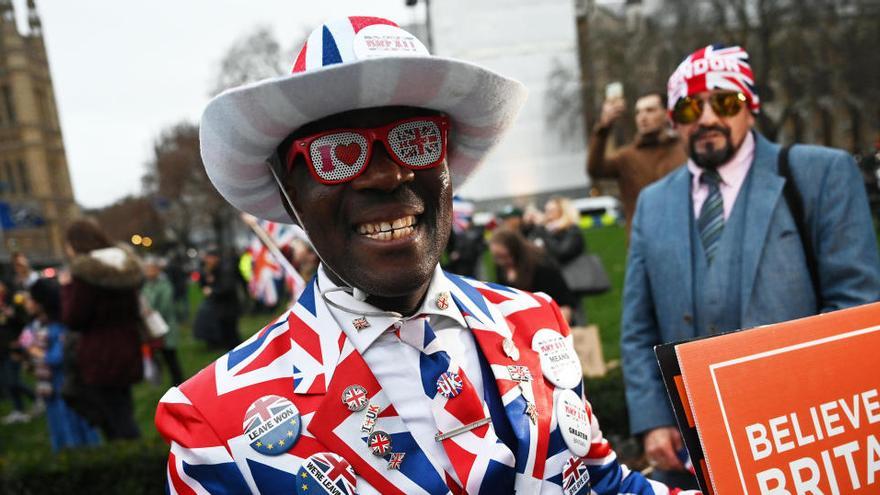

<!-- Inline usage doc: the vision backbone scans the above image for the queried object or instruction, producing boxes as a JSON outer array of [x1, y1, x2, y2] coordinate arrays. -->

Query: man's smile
[[355, 214, 420, 241]]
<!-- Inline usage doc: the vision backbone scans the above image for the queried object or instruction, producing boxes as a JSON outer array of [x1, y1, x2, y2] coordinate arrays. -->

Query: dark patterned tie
[[698, 169, 724, 264]]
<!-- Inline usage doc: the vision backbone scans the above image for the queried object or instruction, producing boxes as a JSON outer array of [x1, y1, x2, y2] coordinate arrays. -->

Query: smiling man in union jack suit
[[155, 16, 702, 495]]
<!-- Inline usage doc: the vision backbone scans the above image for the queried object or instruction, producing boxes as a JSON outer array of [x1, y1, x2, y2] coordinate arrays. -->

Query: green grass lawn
[[582, 226, 628, 362]]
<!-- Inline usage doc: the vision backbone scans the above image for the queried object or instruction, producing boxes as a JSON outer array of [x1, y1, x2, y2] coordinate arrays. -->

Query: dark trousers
[[0, 358, 34, 411], [81, 385, 140, 441], [158, 348, 184, 386]]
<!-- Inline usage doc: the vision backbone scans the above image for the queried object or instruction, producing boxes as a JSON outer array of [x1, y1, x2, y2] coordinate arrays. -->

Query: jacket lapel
[[445, 273, 550, 480], [665, 167, 695, 332], [740, 133, 785, 318]]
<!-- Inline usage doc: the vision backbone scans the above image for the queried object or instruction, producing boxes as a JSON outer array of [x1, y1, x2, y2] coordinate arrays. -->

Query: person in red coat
[[60, 218, 144, 440]]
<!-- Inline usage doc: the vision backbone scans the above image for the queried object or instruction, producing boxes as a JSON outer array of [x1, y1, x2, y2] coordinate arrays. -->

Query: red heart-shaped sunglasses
[[285, 115, 450, 185]]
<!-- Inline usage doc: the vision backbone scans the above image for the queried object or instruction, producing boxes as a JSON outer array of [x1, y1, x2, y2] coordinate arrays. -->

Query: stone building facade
[[0, 0, 77, 264]]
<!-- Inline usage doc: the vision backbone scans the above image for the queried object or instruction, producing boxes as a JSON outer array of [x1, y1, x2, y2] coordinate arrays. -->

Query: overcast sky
[[12, 0, 423, 208]]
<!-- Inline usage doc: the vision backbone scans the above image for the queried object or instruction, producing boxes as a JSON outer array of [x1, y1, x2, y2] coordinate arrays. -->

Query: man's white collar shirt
[[318, 264, 484, 486]]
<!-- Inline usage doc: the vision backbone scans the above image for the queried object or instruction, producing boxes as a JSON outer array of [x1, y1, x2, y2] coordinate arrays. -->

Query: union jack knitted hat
[[667, 44, 760, 113], [200, 16, 528, 223]]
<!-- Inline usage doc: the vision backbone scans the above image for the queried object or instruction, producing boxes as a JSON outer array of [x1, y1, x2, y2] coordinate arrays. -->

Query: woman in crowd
[[533, 196, 585, 265], [142, 257, 183, 386], [25, 278, 100, 451], [60, 218, 143, 440], [489, 228, 578, 323]]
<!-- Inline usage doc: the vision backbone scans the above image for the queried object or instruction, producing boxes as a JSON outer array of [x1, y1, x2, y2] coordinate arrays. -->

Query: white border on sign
[[706, 324, 880, 494]]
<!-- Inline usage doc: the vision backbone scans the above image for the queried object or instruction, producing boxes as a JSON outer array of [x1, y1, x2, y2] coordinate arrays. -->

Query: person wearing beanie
[[621, 44, 880, 487], [155, 16, 701, 494]]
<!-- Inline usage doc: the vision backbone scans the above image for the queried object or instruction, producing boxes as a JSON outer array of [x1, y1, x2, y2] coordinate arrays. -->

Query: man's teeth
[[357, 215, 417, 240]]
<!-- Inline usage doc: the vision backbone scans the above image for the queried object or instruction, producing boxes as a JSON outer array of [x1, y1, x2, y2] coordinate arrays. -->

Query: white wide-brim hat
[[200, 16, 528, 223]]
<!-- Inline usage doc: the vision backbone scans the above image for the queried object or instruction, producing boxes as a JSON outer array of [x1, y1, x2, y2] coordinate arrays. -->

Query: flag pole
[[240, 213, 306, 296]]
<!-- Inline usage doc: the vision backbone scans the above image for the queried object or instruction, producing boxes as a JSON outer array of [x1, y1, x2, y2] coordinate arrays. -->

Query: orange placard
[[676, 302, 880, 494]]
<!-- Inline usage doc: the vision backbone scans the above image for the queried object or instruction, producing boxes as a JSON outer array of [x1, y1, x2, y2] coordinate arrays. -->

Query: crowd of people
[[3, 14, 880, 493]]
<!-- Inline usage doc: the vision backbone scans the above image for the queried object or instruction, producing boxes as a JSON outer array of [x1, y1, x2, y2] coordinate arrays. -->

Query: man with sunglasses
[[622, 44, 880, 487], [156, 16, 700, 495]]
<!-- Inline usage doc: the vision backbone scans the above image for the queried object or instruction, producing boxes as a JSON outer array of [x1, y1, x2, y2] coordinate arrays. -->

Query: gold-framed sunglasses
[[672, 92, 747, 124]]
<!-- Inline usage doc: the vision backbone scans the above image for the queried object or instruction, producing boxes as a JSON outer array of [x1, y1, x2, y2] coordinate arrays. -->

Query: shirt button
[[683, 313, 693, 324]]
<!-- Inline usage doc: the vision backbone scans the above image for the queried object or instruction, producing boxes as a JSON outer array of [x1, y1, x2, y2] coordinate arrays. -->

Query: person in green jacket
[[143, 257, 183, 385]]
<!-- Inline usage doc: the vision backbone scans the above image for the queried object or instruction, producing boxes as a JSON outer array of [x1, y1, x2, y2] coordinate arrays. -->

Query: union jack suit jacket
[[156, 272, 699, 494]]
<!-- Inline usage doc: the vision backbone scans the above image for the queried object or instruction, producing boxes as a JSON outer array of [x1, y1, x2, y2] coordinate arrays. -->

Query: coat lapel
[[445, 273, 550, 481], [665, 167, 696, 330], [740, 133, 784, 317]]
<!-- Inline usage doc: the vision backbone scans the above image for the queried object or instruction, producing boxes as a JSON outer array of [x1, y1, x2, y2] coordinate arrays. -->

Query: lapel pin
[[352, 316, 370, 330], [436, 371, 463, 399], [295, 452, 358, 495], [507, 365, 532, 382], [368, 430, 393, 457], [435, 417, 492, 441], [243, 395, 301, 456], [561, 455, 591, 495], [342, 384, 369, 412], [387, 452, 406, 470], [532, 329, 582, 389], [502, 337, 520, 361], [525, 401, 538, 425], [435, 292, 450, 310], [360, 403, 381, 434]]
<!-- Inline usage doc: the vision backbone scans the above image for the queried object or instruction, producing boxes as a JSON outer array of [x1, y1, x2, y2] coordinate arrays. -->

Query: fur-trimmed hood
[[69, 245, 144, 289]]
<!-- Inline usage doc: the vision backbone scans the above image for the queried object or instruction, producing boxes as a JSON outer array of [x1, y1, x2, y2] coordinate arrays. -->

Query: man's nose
[[697, 99, 720, 126], [350, 144, 414, 192]]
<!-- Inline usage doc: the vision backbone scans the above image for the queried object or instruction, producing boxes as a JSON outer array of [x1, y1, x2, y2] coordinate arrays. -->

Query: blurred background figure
[[163, 248, 191, 324], [444, 197, 485, 278], [587, 90, 685, 236], [193, 248, 241, 351], [0, 278, 33, 425], [25, 278, 100, 452], [489, 229, 577, 323], [291, 238, 319, 281], [142, 257, 183, 386], [60, 218, 144, 441], [12, 252, 40, 291], [533, 196, 591, 324]]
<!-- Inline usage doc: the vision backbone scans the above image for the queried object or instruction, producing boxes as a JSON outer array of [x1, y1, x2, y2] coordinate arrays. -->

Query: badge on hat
[[352, 23, 430, 61], [296, 452, 358, 495], [342, 384, 369, 412], [561, 455, 591, 495], [555, 389, 592, 457], [243, 395, 301, 456], [531, 329, 582, 389]]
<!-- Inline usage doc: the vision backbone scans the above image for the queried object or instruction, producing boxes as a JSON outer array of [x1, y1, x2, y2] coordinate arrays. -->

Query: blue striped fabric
[[698, 169, 724, 263]]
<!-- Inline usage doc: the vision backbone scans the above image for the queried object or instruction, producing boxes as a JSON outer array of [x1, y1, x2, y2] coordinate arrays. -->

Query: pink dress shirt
[[687, 131, 755, 220]]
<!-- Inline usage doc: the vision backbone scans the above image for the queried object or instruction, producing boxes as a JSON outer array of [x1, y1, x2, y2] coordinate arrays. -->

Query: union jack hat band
[[667, 44, 760, 115], [200, 16, 528, 223]]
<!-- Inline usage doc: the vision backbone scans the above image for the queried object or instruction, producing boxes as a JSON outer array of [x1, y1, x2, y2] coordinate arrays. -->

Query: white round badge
[[352, 24, 430, 61], [531, 329, 582, 389], [555, 389, 592, 457]]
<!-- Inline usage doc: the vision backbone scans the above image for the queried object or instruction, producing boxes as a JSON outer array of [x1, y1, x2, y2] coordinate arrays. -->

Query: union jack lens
[[289, 116, 449, 185]]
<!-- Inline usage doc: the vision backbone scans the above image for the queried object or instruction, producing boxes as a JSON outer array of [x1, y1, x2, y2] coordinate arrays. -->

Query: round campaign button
[[436, 371, 463, 399], [295, 452, 358, 495], [560, 455, 591, 495], [555, 389, 592, 457], [243, 395, 301, 456], [352, 23, 430, 61], [342, 384, 369, 412], [531, 329, 582, 389]]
